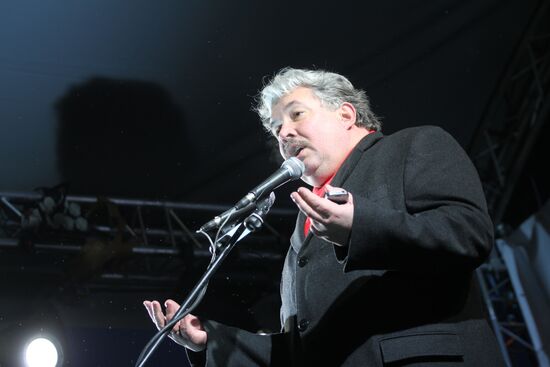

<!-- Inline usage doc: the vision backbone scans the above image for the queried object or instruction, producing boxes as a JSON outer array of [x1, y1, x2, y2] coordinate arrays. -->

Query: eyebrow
[[282, 100, 303, 112]]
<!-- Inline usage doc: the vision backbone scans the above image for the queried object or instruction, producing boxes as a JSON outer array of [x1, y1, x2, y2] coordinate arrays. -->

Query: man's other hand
[[143, 299, 207, 352]]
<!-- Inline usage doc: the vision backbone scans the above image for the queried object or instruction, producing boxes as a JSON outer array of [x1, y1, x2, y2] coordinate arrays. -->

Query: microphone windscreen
[[282, 157, 305, 179]]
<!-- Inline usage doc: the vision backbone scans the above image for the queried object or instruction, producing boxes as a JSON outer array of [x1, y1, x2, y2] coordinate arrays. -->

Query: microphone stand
[[135, 220, 254, 367]]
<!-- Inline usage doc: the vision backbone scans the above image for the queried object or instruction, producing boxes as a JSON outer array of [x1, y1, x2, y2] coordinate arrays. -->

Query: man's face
[[270, 87, 350, 186]]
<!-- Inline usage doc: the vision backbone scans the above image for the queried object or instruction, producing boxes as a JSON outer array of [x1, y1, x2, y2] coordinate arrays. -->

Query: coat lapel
[[331, 131, 383, 188]]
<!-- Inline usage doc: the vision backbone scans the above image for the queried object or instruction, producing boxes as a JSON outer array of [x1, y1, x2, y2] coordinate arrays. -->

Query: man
[[144, 68, 504, 366]]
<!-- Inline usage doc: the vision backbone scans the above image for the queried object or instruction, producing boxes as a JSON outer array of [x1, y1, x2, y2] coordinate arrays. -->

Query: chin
[[301, 167, 320, 186]]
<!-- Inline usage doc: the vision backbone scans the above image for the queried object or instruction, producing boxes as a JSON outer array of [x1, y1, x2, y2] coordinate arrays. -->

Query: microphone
[[234, 157, 304, 210], [244, 192, 275, 232], [199, 157, 304, 233]]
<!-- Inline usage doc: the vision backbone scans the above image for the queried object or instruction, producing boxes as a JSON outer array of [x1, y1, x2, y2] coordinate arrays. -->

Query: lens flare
[[25, 337, 59, 367]]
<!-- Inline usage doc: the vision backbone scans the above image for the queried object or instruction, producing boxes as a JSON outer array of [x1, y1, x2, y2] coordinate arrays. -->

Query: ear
[[338, 102, 357, 129]]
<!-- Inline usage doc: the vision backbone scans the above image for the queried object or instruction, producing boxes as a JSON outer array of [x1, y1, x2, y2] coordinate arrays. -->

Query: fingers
[[290, 188, 330, 222], [143, 300, 154, 321], [144, 300, 167, 329], [290, 186, 354, 246], [142, 300, 207, 351], [164, 299, 179, 320], [164, 299, 182, 333]]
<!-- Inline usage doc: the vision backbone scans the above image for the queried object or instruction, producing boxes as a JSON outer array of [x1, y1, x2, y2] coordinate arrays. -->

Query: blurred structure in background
[[470, 2, 550, 365], [56, 77, 191, 200]]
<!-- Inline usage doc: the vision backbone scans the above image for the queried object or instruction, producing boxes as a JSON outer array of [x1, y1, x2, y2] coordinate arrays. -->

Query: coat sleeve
[[337, 126, 493, 272], [186, 320, 291, 367]]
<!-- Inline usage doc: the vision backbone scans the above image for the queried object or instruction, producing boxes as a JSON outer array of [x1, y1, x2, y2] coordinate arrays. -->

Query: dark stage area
[[1, 1, 548, 366]]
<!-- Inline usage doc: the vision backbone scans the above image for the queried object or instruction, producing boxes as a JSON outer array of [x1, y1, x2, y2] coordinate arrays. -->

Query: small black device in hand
[[325, 188, 349, 204]]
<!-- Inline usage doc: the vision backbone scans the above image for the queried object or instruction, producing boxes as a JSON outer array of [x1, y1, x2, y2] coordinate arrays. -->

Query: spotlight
[[24, 336, 62, 367]]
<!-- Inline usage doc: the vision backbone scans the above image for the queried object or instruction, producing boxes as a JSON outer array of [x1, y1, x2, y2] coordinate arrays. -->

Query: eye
[[271, 123, 282, 136], [291, 110, 305, 119]]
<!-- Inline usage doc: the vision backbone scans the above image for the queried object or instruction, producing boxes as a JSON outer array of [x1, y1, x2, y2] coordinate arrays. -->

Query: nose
[[278, 120, 296, 140], [277, 121, 297, 158]]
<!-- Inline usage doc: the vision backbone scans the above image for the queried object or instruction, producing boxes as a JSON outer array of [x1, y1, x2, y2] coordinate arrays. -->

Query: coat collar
[[331, 131, 383, 188]]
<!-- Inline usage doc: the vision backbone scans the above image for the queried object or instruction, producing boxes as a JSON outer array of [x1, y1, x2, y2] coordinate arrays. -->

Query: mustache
[[281, 138, 309, 157]]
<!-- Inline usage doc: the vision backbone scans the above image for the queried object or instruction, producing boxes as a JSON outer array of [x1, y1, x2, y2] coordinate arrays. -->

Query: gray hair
[[255, 67, 382, 133]]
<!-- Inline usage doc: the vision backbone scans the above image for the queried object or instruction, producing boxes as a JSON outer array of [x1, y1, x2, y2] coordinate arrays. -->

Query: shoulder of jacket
[[390, 125, 448, 138]]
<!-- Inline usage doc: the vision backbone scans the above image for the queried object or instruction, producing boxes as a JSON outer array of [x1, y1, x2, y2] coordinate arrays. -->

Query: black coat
[[193, 126, 504, 366]]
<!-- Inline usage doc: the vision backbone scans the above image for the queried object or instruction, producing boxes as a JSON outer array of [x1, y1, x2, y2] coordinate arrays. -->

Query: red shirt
[[303, 175, 335, 236]]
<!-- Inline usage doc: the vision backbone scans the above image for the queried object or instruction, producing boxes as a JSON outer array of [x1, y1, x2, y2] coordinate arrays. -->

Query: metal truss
[[0, 191, 295, 291], [477, 258, 540, 367], [469, 3, 550, 224], [469, 1, 550, 365]]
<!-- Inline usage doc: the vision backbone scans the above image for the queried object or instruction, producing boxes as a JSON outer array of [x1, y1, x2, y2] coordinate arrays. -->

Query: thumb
[[182, 314, 204, 333], [181, 315, 207, 344]]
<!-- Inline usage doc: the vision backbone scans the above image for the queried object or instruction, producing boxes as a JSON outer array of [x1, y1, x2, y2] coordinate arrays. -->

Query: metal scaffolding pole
[[0, 190, 295, 290]]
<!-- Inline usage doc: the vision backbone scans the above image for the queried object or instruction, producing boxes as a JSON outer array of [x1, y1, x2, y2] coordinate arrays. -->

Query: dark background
[[0, 0, 547, 366]]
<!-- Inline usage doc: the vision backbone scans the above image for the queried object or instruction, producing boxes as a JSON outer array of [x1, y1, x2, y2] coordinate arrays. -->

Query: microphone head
[[281, 157, 305, 179]]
